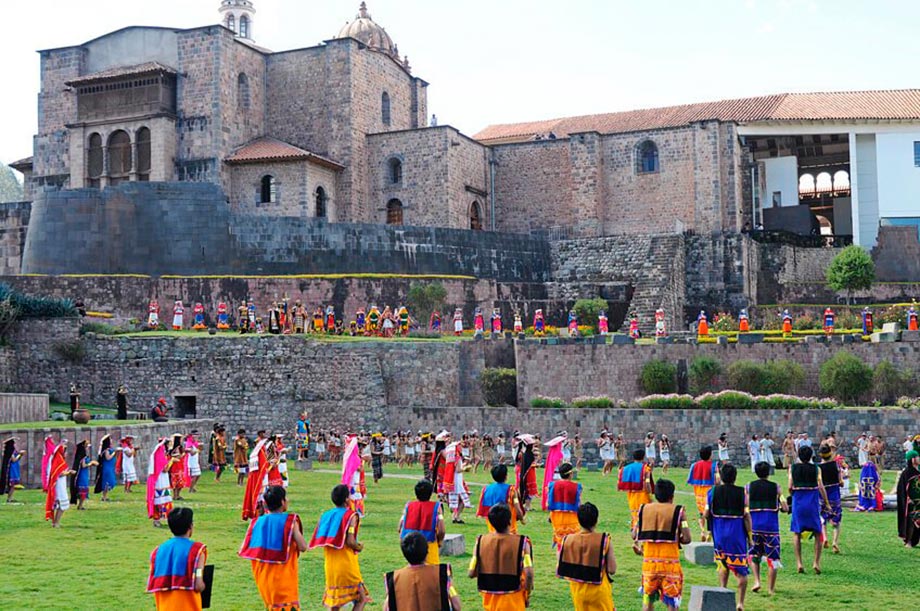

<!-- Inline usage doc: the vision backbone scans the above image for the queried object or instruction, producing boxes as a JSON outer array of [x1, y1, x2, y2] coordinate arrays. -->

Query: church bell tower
[[219, 0, 255, 42]]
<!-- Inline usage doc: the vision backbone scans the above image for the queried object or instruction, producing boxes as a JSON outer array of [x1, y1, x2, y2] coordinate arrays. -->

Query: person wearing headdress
[[491, 308, 503, 336], [192, 302, 206, 330], [381, 306, 396, 337], [172, 300, 185, 331], [234, 428, 250, 486], [532, 309, 545, 337], [41, 435, 56, 492], [147, 299, 161, 329], [398, 478, 446, 564], [71, 439, 96, 510], [243, 431, 270, 521], [292, 300, 306, 334], [510, 311, 522, 335], [473, 307, 485, 338], [355, 307, 366, 335], [861, 307, 873, 335], [908, 302, 919, 331], [897, 449, 920, 547], [366, 305, 380, 336], [267, 302, 281, 334], [542, 432, 567, 510], [747, 460, 787, 596], [705, 463, 751, 609], [324, 305, 335, 334], [216, 300, 230, 330], [280, 297, 290, 334], [118, 435, 139, 493], [696, 310, 709, 337], [818, 444, 843, 554], [147, 438, 174, 528], [147, 507, 208, 610], [515, 434, 539, 512], [478, 463, 526, 534], [823, 307, 836, 335], [370, 433, 385, 483], [789, 445, 830, 574], [1, 437, 25, 503], [453, 308, 465, 336], [94, 435, 118, 502], [739, 308, 750, 333], [633, 479, 691, 610], [547, 462, 582, 549], [398, 305, 410, 336], [247, 300, 257, 332], [598, 310, 609, 335], [781, 309, 793, 336], [630, 312, 641, 340], [239, 486, 308, 610], [238, 300, 249, 333], [429, 310, 442, 334], [267, 434, 288, 488], [210, 426, 228, 482], [168, 434, 189, 501], [342, 435, 369, 516], [567, 310, 578, 337], [655, 309, 667, 338], [45, 438, 72, 527], [854, 449, 882, 512], [468, 503, 534, 610], [309, 484, 370, 610], [441, 435, 471, 524], [185, 431, 202, 493], [69, 383, 80, 416], [556, 502, 616, 611], [687, 446, 720, 542], [618, 448, 654, 531]]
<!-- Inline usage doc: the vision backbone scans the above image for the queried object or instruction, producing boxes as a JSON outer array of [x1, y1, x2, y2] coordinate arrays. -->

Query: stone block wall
[[492, 140, 573, 236], [228, 159, 337, 220], [34, 47, 85, 188], [0, 202, 30, 275]]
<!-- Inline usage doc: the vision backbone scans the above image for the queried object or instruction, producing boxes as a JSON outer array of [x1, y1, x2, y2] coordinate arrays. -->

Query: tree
[[405, 282, 447, 327], [0, 165, 24, 203], [573, 297, 609, 333], [825, 245, 875, 304]]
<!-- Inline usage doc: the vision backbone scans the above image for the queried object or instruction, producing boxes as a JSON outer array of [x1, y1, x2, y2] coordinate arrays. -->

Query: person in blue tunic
[[817, 444, 843, 554], [855, 458, 882, 512], [788, 445, 830, 574], [706, 462, 751, 609], [70, 440, 97, 511], [94, 435, 118, 502]]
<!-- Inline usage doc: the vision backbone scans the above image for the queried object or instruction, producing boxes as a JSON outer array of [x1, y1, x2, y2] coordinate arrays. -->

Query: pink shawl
[[41, 435, 56, 492], [341, 436, 361, 486], [541, 435, 567, 511], [146, 441, 169, 519]]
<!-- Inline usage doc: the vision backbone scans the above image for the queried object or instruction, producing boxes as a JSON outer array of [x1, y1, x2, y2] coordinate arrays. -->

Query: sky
[[3, 0, 919, 168]]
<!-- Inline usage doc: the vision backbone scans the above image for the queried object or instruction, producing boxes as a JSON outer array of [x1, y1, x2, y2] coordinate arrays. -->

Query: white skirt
[[406, 447, 416, 455], [315, 443, 326, 454], [660, 451, 670, 462], [454, 320, 463, 332], [54, 476, 70, 512], [188, 454, 201, 476], [122, 455, 137, 483]]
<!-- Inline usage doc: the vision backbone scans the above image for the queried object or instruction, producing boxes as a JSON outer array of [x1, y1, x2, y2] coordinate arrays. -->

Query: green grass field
[[0, 465, 911, 610]]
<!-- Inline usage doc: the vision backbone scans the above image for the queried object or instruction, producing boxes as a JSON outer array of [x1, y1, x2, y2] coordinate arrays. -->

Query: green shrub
[[573, 298, 609, 333], [698, 390, 755, 410], [873, 360, 914, 405], [835, 309, 861, 331], [876, 305, 904, 327], [80, 322, 121, 336], [726, 359, 803, 395], [753, 394, 838, 410], [640, 360, 677, 394], [0, 283, 77, 318], [826, 244, 875, 304], [405, 282, 448, 329], [53, 339, 86, 363], [689, 356, 722, 394], [896, 396, 919, 410], [635, 394, 696, 409], [819, 352, 873, 404], [793, 313, 821, 331], [479, 367, 517, 407], [530, 395, 567, 409], [712, 313, 737, 332], [726, 360, 763, 394], [570, 396, 614, 409]]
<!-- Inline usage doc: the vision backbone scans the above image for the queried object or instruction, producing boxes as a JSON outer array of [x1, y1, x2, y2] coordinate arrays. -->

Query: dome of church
[[336, 2, 398, 59]]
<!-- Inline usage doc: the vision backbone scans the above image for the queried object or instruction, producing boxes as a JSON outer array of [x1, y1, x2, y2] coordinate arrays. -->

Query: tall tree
[[826, 245, 875, 304]]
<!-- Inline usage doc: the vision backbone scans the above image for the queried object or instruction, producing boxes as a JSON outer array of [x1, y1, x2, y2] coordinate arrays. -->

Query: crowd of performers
[[11, 424, 920, 611]]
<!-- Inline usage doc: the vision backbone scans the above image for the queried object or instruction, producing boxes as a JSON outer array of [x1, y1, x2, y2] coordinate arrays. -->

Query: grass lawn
[[0, 465, 911, 610]]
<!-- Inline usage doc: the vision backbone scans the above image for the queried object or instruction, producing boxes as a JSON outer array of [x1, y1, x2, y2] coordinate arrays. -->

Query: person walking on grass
[[556, 502, 617, 611], [747, 461, 788, 596], [477, 464, 526, 534], [398, 478, 446, 564], [309, 484, 370, 610], [146, 508, 208, 611], [818, 444, 844, 555], [469, 503, 534, 610], [687, 446, 720, 542], [789, 445, 830, 574], [384, 531, 462, 610], [633, 479, 691, 611], [706, 462, 751, 610], [619, 449, 654, 532]]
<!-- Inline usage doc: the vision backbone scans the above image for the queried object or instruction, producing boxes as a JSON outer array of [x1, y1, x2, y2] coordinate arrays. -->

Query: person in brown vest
[[384, 531, 462, 610], [468, 503, 533, 610], [556, 502, 617, 610], [633, 479, 691, 611]]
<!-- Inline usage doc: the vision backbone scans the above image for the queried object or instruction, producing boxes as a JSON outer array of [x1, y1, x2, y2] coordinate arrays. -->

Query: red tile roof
[[473, 90, 920, 143], [65, 62, 176, 86], [225, 137, 344, 170], [9, 156, 33, 171]]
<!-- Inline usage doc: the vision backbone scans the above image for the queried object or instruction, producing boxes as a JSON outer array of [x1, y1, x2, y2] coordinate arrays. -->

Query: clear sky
[[3, 0, 918, 167]]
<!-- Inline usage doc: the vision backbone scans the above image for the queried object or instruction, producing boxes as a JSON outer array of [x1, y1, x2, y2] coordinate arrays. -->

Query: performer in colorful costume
[[356, 307, 366, 334], [513, 311, 524, 334], [542, 432, 567, 511], [473, 307, 485, 337], [897, 449, 920, 547], [309, 484, 370, 609], [41, 435, 56, 492], [429, 310, 442, 333], [94, 434, 118, 502], [147, 299, 160, 329], [818, 444, 843, 554], [1, 436, 24, 503], [147, 438, 174, 528], [634, 479, 690, 611], [385, 531, 461, 610], [296, 413, 310, 461], [862, 307, 874, 335], [491, 308, 502, 335], [855, 456, 882, 512], [706, 463, 751, 607], [246, 301, 256, 332], [192, 303, 206, 330], [325, 305, 336, 334], [655, 309, 668, 338], [555, 501, 616, 611], [739, 308, 750, 333], [238, 301, 249, 334], [547, 462, 582, 549], [781, 309, 793, 335], [341, 435, 368, 516], [477, 464, 525, 534], [45, 438, 71, 527], [146, 507, 208, 610], [747, 460, 786, 595], [789, 445, 830, 573], [567, 310, 578, 337], [216, 301, 230, 330], [172, 301, 185, 330], [696, 310, 709, 337], [438, 436, 471, 523], [397, 306, 410, 336], [398, 478, 445, 563], [469, 503, 534, 611], [292, 301, 306, 334], [70, 439, 94, 510], [598, 311, 609, 335], [238, 486, 308, 610], [267, 302, 281, 334], [364, 305, 378, 335], [618, 449, 653, 531], [514, 434, 539, 512], [242, 432, 270, 521], [279, 297, 290, 333], [908, 303, 919, 331], [823, 307, 835, 335], [687, 445, 719, 542], [532, 309, 545, 337], [452, 308, 464, 336]]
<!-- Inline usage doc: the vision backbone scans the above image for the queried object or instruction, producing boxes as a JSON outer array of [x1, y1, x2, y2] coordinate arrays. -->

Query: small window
[[315, 186, 327, 218], [388, 157, 402, 184], [226, 14, 235, 34], [260, 175, 276, 204], [381, 91, 391, 126], [136, 127, 151, 181], [470, 201, 483, 231], [238, 74, 251, 110], [914, 141, 920, 167], [239, 15, 250, 38], [108, 130, 132, 184], [87, 133, 103, 187], [772, 191, 782, 207], [636, 140, 659, 174], [386, 198, 403, 225]]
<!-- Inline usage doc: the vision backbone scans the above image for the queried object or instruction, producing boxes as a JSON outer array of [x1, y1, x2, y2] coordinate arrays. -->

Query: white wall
[[854, 134, 880, 247], [762, 156, 798, 208], [875, 131, 920, 219]]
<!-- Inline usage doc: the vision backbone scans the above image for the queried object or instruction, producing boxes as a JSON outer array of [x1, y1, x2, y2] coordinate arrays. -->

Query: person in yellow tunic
[[309, 484, 370, 610], [618, 448, 654, 531], [398, 478, 445, 564], [547, 462, 582, 549], [556, 502, 617, 611], [146, 508, 208, 611], [476, 464, 526, 534], [383, 531, 463, 610], [632, 479, 692, 611], [238, 486, 308, 609], [468, 503, 533, 611]]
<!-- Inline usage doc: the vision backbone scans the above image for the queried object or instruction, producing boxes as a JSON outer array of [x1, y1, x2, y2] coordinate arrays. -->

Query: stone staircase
[[618, 235, 686, 333]]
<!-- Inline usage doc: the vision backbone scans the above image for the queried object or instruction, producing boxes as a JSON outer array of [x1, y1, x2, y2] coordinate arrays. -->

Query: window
[[388, 157, 402, 184], [636, 140, 659, 174], [381, 91, 391, 126], [260, 175, 276, 204], [238, 74, 251, 110], [87, 133, 103, 187], [914, 141, 920, 167], [226, 14, 235, 34], [469, 201, 483, 231], [136, 127, 151, 181], [239, 15, 250, 38], [315, 186, 327, 218], [107, 130, 132, 185], [386, 198, 403, 225]]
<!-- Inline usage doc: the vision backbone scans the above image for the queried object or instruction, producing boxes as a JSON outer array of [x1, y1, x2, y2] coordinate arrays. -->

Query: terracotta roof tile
[[225, 137, 344, 169], [473, 90, 920, 143], [9, 156, 33, 171], [65, 62, 176, 86]]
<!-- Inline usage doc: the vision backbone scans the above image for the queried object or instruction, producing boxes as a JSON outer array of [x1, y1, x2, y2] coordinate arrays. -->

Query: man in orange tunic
[[468, 503, 533, 610], [147, 508, 208, 611], [239, 485, 308, 609], [633, 479, 692, 611]]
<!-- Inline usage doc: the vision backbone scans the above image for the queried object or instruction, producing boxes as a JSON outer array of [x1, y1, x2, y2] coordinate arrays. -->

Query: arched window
[[315, 186, 327, 218], [226, 14, 236, 34], [388, 157, 402, 184], [636, 140, 659, 174], [87, 133, 103, 188], [386, 198, 403, 225], [798, 173, 816, 197], [107, 130, 132, 185], [260, 175, 276, 204], [238, 73, 251, 110], [239, 15, 250, 38], [832, 170, 850, 192], [469, 201, 483, 231], [816, 171, 833, 193], [381, 91, 391, 126], [136, 127, 151, 182]]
